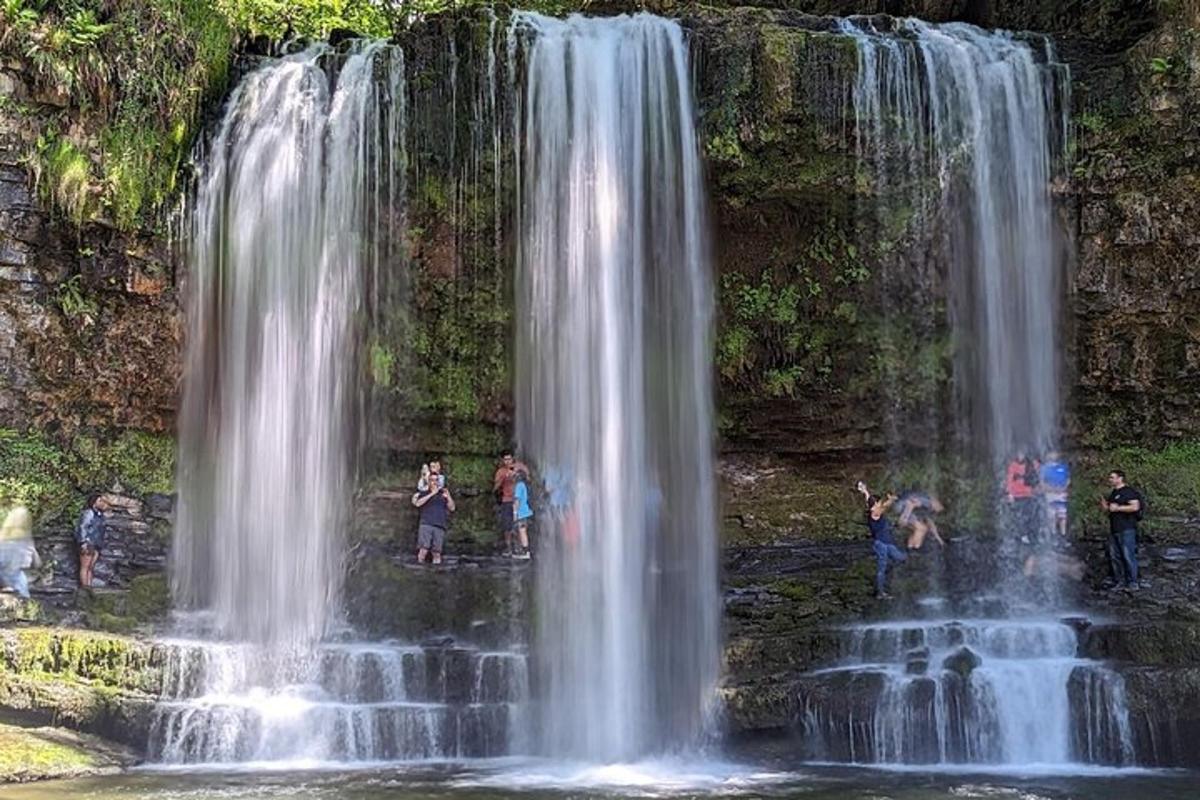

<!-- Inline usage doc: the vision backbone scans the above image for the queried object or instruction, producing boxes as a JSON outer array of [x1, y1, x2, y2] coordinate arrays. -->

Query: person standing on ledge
[[1039, 451, 1071, 539], [75, 493, 106, 589], [413, 459, 454, 565], [1101, 469, 1142, 591], [1005, 450, 1041, 541], [511, 468, 534, 560], [866, 492, 906, 600], [493, 449, 528, 558]]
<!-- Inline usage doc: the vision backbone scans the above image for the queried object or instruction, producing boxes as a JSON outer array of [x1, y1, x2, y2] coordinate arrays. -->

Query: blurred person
[[544, 465, 579, 547], [0, 503, 40, 599], [1005, 451, 1041, 541], [1039, 451, 1071, 538], [895, 490, 946, 550]]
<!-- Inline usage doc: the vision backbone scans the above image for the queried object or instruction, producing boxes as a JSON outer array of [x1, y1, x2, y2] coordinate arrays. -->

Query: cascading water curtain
[[173, 42, 406, 646], [510, 12, 720, 761], [843, 18, 1071, 467]]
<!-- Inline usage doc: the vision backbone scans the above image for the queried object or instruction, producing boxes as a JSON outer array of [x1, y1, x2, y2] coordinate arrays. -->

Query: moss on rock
[[0, 722, 110, 783], [0, 627, 161, 694]]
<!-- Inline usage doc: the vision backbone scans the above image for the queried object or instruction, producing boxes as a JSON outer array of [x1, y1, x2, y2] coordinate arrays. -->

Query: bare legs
[[78, 547, 98, 588]]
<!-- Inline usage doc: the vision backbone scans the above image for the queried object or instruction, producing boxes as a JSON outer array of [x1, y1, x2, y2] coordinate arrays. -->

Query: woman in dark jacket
[[75, 493, 106, 588]]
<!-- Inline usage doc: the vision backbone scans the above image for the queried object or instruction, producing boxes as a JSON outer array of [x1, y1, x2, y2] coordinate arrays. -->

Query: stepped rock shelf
[[149, 640, 529, 763]]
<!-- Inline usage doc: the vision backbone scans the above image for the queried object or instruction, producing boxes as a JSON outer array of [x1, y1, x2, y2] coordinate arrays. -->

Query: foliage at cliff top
[[0, 1, 402, 230], [0, 427, 174, 523], [0, 1, 596, 231], [1, 0, 229, 229]]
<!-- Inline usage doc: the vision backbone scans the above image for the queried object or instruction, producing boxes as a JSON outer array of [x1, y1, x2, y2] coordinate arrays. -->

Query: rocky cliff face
[[1069, 4, 1200, 447], [0, 65, 178, 436], [2, 2, 1193, 462]]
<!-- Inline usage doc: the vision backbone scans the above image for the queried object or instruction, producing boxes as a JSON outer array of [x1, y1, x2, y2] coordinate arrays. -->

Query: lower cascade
[[149, 638, 529, 764], [797, 618, 1134, 766]]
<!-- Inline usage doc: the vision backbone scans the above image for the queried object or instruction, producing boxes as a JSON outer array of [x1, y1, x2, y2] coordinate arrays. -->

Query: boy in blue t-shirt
[[511, 470, 534, 560], [1039, 452, 1071, 539]]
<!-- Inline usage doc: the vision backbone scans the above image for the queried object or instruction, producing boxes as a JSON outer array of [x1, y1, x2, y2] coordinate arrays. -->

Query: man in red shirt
[[493, 450, 529, 557]]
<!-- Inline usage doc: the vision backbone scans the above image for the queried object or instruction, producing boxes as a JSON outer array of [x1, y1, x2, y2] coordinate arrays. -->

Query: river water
[[1, 762, 1195, 800]]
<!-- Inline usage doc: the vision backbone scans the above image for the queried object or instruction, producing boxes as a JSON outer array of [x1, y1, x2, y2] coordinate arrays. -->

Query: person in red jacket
[[1005, 451, 1041, 542]]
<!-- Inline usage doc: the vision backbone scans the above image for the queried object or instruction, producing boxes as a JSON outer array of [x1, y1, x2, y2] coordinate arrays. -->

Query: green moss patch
[[0, 628, 161, 694], [1069, 442, 1200, 535], [0, 723, 100, 782], [80, 575, 171, 634], [0, 428, 174, 524]]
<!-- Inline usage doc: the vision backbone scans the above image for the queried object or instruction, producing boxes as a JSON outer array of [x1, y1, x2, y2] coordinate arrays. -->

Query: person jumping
[[895, 490, 946, 550]]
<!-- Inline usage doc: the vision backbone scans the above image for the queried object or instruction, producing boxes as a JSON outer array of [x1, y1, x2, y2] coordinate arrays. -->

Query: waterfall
[[174, 42, 405, 645], [794, 19, 1136, 770], [149, 639, 529, 762], [510, 13, 720, 760], [842, 17, 1070, 465], [156, 41, 503, 766], [798, 619, 1135, 765]]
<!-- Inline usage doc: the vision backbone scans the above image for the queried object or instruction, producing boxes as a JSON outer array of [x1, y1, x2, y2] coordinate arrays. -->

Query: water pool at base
[[1, 760, 1195, 800]]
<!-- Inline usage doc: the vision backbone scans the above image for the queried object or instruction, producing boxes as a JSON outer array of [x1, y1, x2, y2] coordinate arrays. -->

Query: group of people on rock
[[860, 452, 1146, 599], [409, 449, 537, 565], [0, 493, 107, 599]]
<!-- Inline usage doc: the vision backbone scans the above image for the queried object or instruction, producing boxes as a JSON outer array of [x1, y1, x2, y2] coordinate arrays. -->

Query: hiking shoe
[[875, 591, 892, 600], [515, 549, 531, 561], [1125, 581, 1141, 591], [501, 549, 513, 559]]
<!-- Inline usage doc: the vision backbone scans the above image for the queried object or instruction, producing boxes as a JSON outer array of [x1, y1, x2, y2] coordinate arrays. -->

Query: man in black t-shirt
[[1100, 469, 1141, 590]]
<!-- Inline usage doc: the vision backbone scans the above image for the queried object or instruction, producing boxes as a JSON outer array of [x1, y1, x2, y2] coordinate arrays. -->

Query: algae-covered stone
[[0, 722, 134, 783], [0, 627, 161, 694]]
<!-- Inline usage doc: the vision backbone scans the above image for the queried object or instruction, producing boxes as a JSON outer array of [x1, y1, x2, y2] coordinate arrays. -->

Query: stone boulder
[[942, 646, 982, 678]]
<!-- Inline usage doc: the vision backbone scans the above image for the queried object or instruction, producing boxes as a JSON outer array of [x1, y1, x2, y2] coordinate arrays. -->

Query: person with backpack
[[75, 493, 107, 588], [1100, 469, 1142, 590]]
